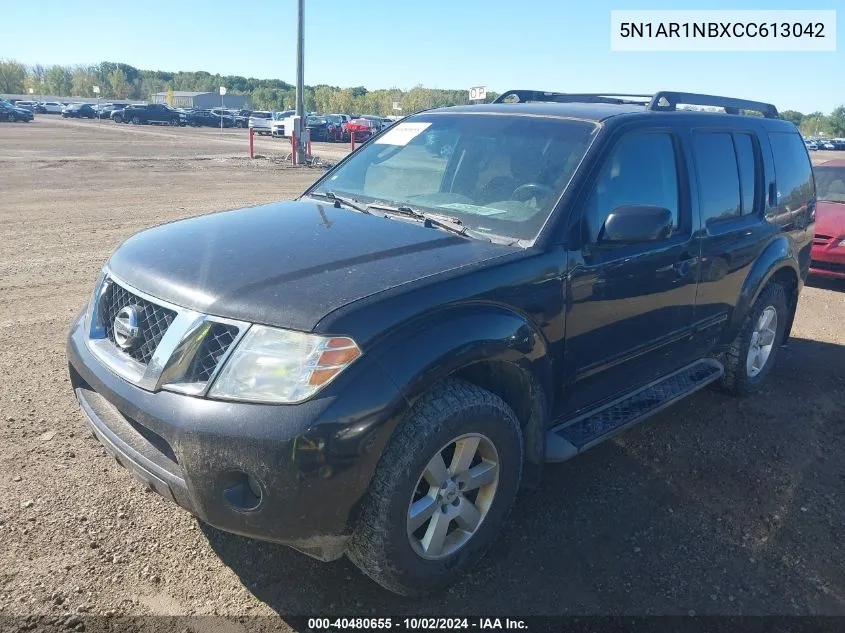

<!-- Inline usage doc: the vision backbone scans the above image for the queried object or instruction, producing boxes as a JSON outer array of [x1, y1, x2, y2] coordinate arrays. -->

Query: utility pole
[[295, 0, 306, 163]]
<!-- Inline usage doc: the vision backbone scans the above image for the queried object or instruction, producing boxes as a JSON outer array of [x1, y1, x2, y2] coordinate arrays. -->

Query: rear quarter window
[[768, 132, 814, 219]]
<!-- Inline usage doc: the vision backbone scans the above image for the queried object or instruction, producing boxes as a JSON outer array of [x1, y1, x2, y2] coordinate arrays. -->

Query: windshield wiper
[[366, 203, 486, 240], [310, 191, 372, 214]]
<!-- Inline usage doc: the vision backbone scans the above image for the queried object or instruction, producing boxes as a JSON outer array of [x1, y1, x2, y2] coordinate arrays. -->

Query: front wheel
[[346, 378, 522, 596], [131, 116, 141, 125], [719, 282, 789, 395]]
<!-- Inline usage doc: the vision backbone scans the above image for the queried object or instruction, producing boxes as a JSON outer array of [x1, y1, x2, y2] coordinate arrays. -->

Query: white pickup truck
[[248, 111, 273, 135]]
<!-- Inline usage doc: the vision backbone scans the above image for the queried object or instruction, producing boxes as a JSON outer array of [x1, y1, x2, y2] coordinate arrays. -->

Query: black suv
[[67, 90, 814, 596], [119, 103, 184, 126]]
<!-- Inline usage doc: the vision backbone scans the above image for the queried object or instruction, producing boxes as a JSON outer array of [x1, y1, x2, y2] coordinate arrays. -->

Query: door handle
[[673, 254, 698, 277]]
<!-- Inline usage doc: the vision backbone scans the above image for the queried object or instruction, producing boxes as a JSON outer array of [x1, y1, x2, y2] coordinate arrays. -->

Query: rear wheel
[[113, 114, 123, 123], [719, 282, 788, 395], [346, 378, 522, 596]]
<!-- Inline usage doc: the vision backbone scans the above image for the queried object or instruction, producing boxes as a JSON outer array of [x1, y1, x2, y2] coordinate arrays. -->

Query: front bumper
[[67, 312, 405, 560], [810, 243, 845, 279]]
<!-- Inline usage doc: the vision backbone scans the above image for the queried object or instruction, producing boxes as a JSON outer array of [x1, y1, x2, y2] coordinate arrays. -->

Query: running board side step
[[545, 359, 724, 462]]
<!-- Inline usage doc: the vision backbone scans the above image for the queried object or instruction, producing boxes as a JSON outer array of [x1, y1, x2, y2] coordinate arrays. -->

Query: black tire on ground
[[719, 282, 789, 396], [346, 378, 523, 596], [113, 115, 123, 123], [131, 116, 141, 125]]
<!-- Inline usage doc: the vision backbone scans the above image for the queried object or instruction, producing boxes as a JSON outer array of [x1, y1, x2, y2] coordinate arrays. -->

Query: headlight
[[208, 325, 361, 404]]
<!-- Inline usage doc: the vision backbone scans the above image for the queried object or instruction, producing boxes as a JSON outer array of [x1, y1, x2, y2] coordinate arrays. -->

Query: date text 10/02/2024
[[306, 618, 528, 630]]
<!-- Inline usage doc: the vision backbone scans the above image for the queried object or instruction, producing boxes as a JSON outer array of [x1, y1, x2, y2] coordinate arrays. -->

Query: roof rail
[[493, 89, 779, 119], [493, 90, 653, 106], [648, 91, 779, 118]]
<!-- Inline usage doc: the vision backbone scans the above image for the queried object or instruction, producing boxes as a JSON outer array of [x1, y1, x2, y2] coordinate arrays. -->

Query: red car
[[811, 159, 845, 279], [345, 118, 377, 142]]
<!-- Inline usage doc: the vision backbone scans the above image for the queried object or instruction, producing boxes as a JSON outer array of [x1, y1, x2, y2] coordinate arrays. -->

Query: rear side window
[[769, 132, 815, 217], [692, 132, 741, 224]]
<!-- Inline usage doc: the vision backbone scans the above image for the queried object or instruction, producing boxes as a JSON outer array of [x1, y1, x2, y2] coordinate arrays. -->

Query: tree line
[[2, 59, 842, 128], [0, 59, 496, 116]]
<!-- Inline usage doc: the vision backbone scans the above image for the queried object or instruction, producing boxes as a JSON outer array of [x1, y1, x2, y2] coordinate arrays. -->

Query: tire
[[113, 115, 123, 123], [346, 378, 523, 596], [131, 116, 141, 125], [719, 282, 788, 396]]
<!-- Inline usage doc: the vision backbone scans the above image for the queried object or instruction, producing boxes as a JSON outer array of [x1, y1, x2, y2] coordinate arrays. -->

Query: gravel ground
[[0, 118, 843, 629]]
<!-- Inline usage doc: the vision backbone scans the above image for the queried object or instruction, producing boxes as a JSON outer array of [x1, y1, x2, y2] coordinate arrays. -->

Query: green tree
[[42, 65, 72, 96], [0, 59, 27, 93], [780, 110, 804, 127], [108, 69, 129, 99], [828, 106, 845, 137]]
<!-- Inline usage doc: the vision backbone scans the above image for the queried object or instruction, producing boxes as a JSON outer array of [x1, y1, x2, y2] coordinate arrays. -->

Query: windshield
[[308, 116, 326, 125], [310, 113, 598, 241], [815, 165, 845, 203], [326, 115, 342, 124]]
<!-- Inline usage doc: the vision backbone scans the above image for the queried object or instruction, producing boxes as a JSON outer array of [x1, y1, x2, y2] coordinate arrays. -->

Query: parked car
[[187, 109, 234, 127], [810, 159, 845, 279], [0, 100, 34, 122], [270, 109, 295, 137], [38, 101, 64, 114], [62, 103, 97, 119], [122, 103, 184, 126], [806, 141, 819, 151], [248, 111, 273, 135], [67, 89, 812, 597], [820, 141, 835, 151], [359, 114, 386, 131], [210, 108, 244, 128], [324, 114, 350, 141], [305, 115, 330, 141], [345, 117, 378, 141], [13, 100, 39, 112], [97, 103, 127, 119]]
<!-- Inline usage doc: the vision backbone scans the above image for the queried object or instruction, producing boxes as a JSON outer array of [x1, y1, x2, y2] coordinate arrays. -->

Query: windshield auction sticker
[[611, 10, 836, 51], [374, 122, 432, 145]]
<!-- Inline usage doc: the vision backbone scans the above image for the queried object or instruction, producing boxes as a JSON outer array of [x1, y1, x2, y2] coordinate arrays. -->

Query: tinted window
[[769, 132, 814, 216], [734, 134, 760, 214], [584, 132, 679, 243], [814, 165, 845, 202], [693, 132, 741, 224]]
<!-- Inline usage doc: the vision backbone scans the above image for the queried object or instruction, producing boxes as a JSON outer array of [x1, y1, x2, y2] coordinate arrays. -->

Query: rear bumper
[[67, 311, 405, 560], [811, 244, 845, 279]]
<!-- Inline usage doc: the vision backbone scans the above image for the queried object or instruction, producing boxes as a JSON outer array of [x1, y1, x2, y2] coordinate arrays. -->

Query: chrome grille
[[184, 323, 239, 383], [102, 282, 177, 364]]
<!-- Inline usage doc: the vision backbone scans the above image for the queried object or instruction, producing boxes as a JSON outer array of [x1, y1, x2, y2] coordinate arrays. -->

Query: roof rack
[[493, 90, 654, 106], [492, 89, 779, 119]]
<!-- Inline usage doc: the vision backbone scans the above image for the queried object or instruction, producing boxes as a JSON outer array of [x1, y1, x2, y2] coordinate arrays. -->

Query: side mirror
[[600, 205, 673, 244]]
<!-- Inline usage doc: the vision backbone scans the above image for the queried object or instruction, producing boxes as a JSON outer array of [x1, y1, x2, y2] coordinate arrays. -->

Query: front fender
[[371, 303, 553, 467], [727, 236, 799, 342]]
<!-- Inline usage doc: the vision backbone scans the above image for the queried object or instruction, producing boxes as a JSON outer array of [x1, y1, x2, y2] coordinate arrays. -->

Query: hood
[[815, 200, 845, 238], [107, 201, 518, 332]]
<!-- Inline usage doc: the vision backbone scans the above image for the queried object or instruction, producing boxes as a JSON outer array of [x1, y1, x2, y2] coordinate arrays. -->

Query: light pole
[[295, 0, 306, 163]]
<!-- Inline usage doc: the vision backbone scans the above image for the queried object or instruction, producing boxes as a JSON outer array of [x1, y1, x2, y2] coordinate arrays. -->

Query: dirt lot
[[0, 117, 843, 628]]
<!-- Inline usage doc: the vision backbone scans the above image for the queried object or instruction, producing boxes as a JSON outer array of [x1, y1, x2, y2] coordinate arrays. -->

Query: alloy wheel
[[746, 306, 778, 378], [407, 433, 499, 560]]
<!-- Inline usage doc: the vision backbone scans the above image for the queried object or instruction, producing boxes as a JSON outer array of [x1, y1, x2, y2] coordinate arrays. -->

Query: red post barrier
[[350, 131, 355, 151], [249, 127, 254, 159], [291, 131, 297, 164]]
